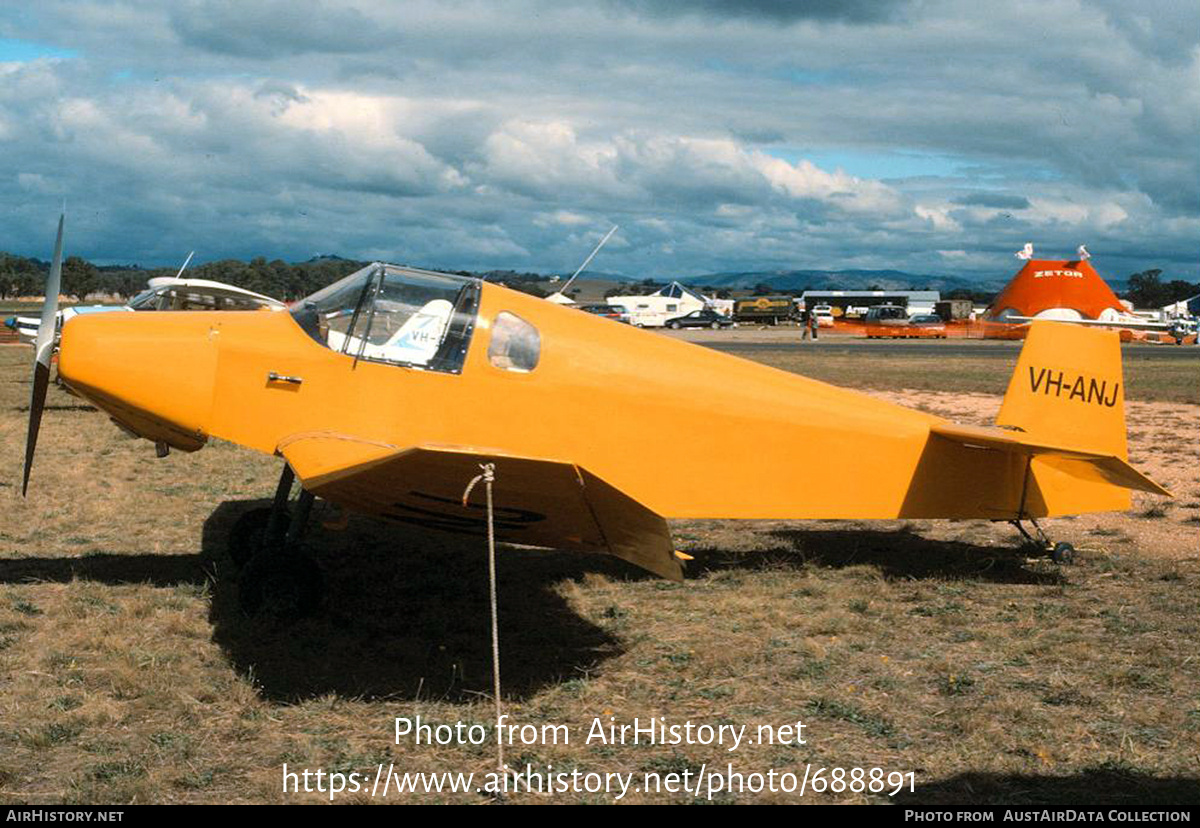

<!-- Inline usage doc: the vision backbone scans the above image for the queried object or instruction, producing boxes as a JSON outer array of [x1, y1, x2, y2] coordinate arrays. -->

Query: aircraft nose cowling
[[57, 311, 220, 452]]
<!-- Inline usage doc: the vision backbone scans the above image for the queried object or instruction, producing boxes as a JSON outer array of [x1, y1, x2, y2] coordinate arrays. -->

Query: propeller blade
[[22, 212, 64, 497]]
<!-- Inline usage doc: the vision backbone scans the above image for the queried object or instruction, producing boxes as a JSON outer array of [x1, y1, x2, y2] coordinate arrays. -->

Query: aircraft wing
[[277, 434, 683, 580], [930, 422, 1171, 496], [1004, 316, 1171, 331]]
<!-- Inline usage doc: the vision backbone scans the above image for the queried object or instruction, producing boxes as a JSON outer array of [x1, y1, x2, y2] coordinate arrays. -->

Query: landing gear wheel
[[1051, 542, 1075, 565], [227, 507, 275, 568], [238, 549, 323, 618]]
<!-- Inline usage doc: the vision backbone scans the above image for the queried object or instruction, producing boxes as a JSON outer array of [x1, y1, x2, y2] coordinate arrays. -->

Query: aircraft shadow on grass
[[685, 525, 1065, 585], [200, 499, 635, 703], [0, 506, 1060, 702], [893, 766, 1200, 807], [0, 549, 206, 587]]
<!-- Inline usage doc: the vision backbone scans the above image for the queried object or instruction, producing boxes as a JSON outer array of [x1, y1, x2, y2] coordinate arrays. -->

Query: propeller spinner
[[22, 213, 64, 496]]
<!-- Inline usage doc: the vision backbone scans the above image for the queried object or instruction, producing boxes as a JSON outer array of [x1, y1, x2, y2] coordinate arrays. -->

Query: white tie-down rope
[[462, 462, 504, 781]]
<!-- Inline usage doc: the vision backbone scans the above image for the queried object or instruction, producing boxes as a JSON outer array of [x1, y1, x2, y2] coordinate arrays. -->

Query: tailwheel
[[1009, 518, 1075, 565], [1051, 542, 1075, 565]]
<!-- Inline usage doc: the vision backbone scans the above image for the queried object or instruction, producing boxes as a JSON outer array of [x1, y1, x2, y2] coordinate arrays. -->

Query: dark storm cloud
[[952, 193, 1030, 210], [168, 0, 395, 58], [606, 0, 909, 24], [1084, 0, 1200, 67]]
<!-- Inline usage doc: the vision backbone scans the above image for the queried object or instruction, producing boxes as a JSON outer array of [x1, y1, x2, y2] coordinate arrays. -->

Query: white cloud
[[914, 204, 960, 232], [751, 153, 904, 214]]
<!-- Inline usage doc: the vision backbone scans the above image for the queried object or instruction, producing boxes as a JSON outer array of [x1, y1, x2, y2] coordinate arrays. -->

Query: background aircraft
[[5, 251, 285, 345]]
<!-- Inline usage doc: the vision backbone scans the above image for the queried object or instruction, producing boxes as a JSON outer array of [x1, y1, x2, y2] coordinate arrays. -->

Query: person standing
[[809, 307, 819, 340], [801, 308, 811, 340]]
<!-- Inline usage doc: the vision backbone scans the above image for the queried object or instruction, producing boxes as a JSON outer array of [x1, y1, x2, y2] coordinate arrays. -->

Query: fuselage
[[57, 279, 1028, 521]]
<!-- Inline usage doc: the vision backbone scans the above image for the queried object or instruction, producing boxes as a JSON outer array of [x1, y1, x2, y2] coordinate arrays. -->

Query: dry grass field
[[0, 340, 1197, 805]]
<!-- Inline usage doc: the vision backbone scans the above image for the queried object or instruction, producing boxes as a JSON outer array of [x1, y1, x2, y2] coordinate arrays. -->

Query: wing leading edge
[[277, 434, 683, 581]]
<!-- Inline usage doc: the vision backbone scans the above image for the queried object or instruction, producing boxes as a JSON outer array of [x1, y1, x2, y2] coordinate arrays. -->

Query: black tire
[[227, 507, 274, 568], [1051, 542, 1075, 565], [710, 322, 719, 329], [238, 549, 323, 617], [669, 322, 681, 329]]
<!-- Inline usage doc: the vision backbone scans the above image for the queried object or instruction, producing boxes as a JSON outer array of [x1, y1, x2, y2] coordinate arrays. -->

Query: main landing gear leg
[[234, 463, 324, 616], [1010, 517, 1075, 565]]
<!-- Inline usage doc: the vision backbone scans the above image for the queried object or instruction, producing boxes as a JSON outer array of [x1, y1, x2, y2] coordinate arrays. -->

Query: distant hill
[[549, 267, 1016, 293], [482, 267, 1012, 303], [690, 269, 1009, 293]]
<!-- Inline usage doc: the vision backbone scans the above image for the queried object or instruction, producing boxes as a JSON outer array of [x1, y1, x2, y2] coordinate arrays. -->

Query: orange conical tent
[[985, 259, 1126, 321]]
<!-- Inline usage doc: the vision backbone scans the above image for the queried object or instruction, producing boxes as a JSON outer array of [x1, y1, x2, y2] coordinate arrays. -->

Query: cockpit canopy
[[291, 263, 480, 374]]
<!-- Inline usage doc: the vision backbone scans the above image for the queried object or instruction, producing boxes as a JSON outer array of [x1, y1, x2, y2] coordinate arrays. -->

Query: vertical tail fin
[[997, 321, 1127, 458]]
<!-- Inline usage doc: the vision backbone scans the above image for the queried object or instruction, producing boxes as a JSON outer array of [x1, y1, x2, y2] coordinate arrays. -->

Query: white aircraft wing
[[1004, 316, 1172, 331]]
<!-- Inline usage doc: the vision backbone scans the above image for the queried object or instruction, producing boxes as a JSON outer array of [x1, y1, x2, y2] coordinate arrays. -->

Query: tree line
[[0, 253, 374, 303], [1123, 270, 1199, 308], [0, 251, 568, 304]]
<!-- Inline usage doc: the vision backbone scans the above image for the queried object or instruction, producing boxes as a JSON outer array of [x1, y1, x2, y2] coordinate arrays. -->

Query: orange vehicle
[[864, 314, 947, 339], [23, 216, 1169, 613]]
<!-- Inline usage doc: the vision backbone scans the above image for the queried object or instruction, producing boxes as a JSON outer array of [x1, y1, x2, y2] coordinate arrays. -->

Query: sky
[[0, 0, 1197, 281]]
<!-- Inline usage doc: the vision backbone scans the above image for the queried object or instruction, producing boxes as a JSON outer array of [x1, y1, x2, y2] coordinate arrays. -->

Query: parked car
[[862, 304, 908, 324], [664, 309, 735, 329], [811, 304, 836, 327], [908, 314, 944, 326], [578, 303, 630, 323], [864, 312, 949, 339], [906, 314, 947, 338]]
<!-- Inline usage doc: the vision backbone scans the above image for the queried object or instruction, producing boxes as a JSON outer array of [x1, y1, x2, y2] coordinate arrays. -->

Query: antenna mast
[[557, 225, 618, 296]]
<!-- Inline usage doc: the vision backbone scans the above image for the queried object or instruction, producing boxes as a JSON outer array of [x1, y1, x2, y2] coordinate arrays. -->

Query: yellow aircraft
[[23, 216, 1170, 613]]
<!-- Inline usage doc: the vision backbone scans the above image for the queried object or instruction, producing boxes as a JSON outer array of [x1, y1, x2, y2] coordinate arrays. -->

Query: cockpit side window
[[291, 264, 479, 374], [487, 312, 540, 372]]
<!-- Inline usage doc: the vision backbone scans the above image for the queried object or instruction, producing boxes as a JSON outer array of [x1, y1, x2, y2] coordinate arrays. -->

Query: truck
[[934, 299, 974, 321], [733, 295, 796, 325]]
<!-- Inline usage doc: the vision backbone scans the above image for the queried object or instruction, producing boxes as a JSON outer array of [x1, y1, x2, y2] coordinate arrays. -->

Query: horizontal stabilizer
[[930, 422, 1171, 497]]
